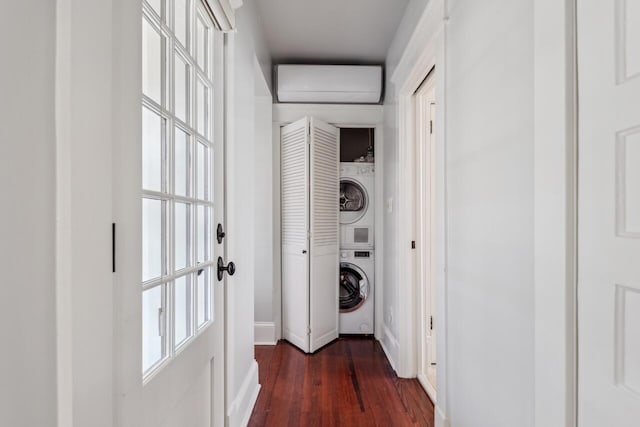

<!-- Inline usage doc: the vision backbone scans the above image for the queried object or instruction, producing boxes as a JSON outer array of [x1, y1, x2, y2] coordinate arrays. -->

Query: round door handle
[[217, 257, 236, 281]]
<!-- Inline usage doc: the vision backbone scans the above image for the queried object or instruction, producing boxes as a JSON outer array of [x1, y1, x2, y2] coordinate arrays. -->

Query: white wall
[[445, 1, 535, 425], [385, 0, 535, 426], [226, 0, 272, 423], [0, 2, 57, 426], [254, 76, 275, 327]]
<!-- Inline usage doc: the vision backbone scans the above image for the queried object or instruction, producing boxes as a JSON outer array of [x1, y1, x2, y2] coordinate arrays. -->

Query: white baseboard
[[417, 373, 437, 404], [254, 322, 277, 345], [227, 360, 261, 427], [435, 405, 449, 427], [380, 323, 399, 373]]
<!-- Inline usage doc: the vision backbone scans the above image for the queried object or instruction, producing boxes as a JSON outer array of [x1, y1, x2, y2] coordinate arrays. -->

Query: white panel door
[[281, 117, 310, 352], [309, 118, 340, 352], [578, 1, 640, 425]]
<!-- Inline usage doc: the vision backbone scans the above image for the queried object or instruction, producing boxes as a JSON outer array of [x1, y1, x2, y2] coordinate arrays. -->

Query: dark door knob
[[217, 256, 235, 281]]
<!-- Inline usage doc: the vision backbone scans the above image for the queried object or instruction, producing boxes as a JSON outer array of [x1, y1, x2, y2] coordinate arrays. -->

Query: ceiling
[[254, 0, 410, 63]]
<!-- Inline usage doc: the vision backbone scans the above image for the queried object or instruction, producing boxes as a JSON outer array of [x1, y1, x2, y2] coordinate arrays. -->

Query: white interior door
[[427, 100, 437, 367], [115, 2, 225, 426], [281, 118, 311, 352], [578, 1, 640, 425], [309, 118, 340, 352], [281, 117, 339, 353], [414, 74, 437, 396]]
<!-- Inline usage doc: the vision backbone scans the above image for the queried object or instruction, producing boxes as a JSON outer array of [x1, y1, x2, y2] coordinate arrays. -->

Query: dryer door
[[339, 263, 369, 313], [340, 179, 368, 224]]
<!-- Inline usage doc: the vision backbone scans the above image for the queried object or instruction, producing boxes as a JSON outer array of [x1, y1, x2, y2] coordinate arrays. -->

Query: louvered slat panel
[[281, 125, 308, 245], [311, 126, 339, 247], [281, 117, 310, 353], [309, 117, 339, 353]]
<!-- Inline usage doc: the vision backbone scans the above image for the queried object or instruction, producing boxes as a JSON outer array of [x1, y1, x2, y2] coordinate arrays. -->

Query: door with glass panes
[[136, 0, 226, 425]]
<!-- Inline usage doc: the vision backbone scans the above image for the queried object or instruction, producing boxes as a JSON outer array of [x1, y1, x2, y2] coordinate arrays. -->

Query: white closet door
[[281, 117, 310, 352], [309, 118, 339, 352]]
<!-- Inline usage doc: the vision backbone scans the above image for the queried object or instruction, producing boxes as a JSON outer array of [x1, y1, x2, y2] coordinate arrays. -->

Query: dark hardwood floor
[[249, 337, 434, 426]]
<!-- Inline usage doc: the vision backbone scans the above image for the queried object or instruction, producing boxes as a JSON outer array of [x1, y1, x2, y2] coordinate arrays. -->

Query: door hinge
[[307, 326, 311, 335], [430, 316, 433, 331], [411, 240, 416, 249], [430, 120, 433, 134]]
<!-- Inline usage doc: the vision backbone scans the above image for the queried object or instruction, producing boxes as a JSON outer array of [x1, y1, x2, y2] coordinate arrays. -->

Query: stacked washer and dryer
[[339, 162, 375, 334]]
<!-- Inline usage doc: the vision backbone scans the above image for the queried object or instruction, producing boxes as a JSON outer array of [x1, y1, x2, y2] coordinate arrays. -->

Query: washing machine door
[[340, 179, 368, 224], [339, 263, 369, 313]]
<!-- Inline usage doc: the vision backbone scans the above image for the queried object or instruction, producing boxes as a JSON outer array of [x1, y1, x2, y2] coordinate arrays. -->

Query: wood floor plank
[[249, 338, 434, 427]]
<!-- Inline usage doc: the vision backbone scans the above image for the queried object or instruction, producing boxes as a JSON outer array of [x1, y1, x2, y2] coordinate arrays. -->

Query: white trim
[[380, 323, 399, 372], [273, 103, 385, 344], [418, 373, 437, 404], [55, 0, 116, 424], [373, 126, 384, 344], [533, 0, 578, 426], [226, 359, 260, 427], [203, 0, 236, 32], [273, 103, 384, 125], [435, 405, 449, 427], [55, 0, 73, 425], [254, 322, 277, 345], [272, 124, 283, 341]]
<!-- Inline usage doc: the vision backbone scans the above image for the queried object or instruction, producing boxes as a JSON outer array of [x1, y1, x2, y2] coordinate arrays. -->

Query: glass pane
[[142, 198, 163, 281], [196, 142, 207, 200], [174, 0, 188, 47], [142, 18, 163, 104], [174, 202, 189, 270], [209, 150, 214, 201], [174, 128, 189, 197], [174, 53, 188, 122], [147, 0, 162, 17], [196, 205, 207, 263], [142, 285, 164, 372], [142, 107, 163, 192], [196, 79, 207, 137], [195, 15, 207, 71], [174, 276, 191, 346], [196, 268, 209, 327]]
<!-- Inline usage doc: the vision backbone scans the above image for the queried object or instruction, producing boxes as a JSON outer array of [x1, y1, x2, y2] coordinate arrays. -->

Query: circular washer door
[[339, 263, 370, 313], [340, 179, 369, 224]]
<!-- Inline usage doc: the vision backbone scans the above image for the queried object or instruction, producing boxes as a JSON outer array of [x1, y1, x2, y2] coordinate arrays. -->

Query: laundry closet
[[275, 64, 381, 354]]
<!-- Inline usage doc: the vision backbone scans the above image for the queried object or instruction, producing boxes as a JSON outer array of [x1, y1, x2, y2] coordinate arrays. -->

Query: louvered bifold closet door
[[281, 117, 310, 352], [309, 118, 340, 352]]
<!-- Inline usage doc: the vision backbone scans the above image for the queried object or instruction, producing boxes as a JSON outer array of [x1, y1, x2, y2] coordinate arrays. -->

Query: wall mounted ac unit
[[275, 65, 384, 104]]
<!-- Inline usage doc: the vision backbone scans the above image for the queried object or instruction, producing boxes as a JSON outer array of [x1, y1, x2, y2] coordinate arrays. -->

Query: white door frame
[[393, 1, 578, 426], [272, 104, 385, 342], [413, 72, 438, 403], [533, 0, 578, 426], [392, 3, 447, 426]]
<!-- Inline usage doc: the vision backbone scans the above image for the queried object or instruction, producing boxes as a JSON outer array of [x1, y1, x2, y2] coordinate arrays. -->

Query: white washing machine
[[339, 249, 374, 334], [340, 162, 374, 249]]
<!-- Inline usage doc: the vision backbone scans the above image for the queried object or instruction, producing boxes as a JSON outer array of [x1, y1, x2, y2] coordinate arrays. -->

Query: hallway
[[249, 338, 434, 426]]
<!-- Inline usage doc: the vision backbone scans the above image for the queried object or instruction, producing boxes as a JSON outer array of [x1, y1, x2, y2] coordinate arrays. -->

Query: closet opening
[[339, 128, 375, 336]]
